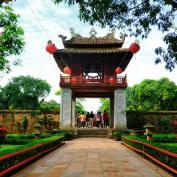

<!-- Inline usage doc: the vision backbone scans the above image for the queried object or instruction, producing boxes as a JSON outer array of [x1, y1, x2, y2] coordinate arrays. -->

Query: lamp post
[[144, 123, 155, 141]]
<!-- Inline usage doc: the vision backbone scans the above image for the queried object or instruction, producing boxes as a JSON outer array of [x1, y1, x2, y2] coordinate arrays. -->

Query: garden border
[[121, 136, 177, 175], [0, 137, 64, 177]]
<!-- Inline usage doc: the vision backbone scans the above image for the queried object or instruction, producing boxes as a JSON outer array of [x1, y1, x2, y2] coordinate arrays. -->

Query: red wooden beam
[[122, 136, 177, 175], [122, 142, 177, 175], [123, 136, 177, 158]]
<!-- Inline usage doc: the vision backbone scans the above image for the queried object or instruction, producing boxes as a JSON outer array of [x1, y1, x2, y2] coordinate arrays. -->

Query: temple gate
[[48, 28, 138, 130]]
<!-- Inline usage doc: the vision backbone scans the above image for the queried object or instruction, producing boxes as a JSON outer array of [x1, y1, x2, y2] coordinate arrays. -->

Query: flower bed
[[121, 136, 177, 175], [0, 136, 64, 176]]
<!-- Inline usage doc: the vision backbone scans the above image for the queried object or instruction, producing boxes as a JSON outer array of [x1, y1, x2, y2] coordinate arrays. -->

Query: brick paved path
[[12, 138, 172, 177]]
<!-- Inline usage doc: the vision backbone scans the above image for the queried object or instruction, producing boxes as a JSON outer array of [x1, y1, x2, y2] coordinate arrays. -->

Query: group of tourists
[[76, 110, 109, 128]]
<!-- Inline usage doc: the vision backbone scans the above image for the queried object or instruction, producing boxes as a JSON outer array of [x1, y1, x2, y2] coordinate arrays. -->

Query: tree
[[54, 0, 177, 71], [0, 75, 51, 109], [0, 3, 25, 73], [76, 100, 85, 113], [40, 100, 60, 111], [127, 78, 177, 111], [99, 98, 110, 113], [0, 1, 14, 5]]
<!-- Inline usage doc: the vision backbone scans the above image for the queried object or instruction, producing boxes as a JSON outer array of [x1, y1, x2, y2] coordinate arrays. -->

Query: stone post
[[114, 89, 127, 130], [60, 88, 72, 128], [72, 97, 76, 128], [110, 97, 114, 128]]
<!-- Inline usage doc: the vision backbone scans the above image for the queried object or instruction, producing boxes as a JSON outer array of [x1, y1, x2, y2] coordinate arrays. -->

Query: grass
[[0, 133, 65, 157], [123, 134, 177, 153], [0, 145, 22, 150]]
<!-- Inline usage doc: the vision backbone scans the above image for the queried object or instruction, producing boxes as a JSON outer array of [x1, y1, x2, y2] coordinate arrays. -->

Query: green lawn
[[0, 145, 22, 150], [0, 145, 23, 156]]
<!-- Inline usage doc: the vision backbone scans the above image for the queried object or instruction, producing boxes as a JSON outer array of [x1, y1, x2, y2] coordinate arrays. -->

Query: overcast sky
[[0, 0, 177, 112]]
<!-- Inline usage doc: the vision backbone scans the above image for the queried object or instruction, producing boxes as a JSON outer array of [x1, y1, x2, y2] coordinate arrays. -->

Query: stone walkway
[[12, 138, 172, 177]]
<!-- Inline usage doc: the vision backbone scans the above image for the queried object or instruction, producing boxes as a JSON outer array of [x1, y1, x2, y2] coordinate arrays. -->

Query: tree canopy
[[40, 100, 60, 112], [0, 75, 51, 109], [76, 99, 85, 113], [99, 98, 110, 113], [99, 78, 177, 111], [0, 3, 25, 73], [127, 78, 177, 111], [54, 0, 177, 71]]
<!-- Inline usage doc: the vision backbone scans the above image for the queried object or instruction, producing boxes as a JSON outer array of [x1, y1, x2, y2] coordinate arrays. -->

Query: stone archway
[[60, 88, 127, 131]]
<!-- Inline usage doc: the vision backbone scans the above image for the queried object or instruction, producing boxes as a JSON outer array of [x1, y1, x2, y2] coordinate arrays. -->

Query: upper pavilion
[[52, 27, 136, 97]]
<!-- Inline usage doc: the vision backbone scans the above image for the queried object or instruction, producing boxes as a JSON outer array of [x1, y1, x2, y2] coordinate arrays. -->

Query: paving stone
[[12, 138, 172, 177]]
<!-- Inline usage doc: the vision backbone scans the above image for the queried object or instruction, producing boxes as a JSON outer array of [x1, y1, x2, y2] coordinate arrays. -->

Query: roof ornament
[[105, 28, 116, 39], [120, 32, 127, 42], [89, 27, 97, 39], [69, 27, 82, 38]]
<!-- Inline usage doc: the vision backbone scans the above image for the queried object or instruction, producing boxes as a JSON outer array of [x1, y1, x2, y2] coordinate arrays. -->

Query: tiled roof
[[59, 48, 130, 53], [65, 38, 123, 45]]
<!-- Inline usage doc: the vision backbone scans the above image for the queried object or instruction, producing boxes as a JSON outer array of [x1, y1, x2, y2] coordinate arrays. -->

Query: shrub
[[64, 132, 73, 140], [153, 134, 177, 143], [40, 133, 51, 139], [113, 132, 124, 141], [6, 134, 35, 140], [159, 118, 172, 133], [127, 111, 145, 130], [0, 126, 8, 145]]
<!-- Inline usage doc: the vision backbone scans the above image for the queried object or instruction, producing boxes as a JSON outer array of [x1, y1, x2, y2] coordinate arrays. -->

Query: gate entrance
[[52, 28, 134, 130]]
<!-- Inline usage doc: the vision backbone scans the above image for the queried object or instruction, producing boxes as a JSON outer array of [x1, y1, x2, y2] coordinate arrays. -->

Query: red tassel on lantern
[[115, 67, 123, 74], [63, 67, 72, 75], [71, 77, 78, 84], [46, 40, 57, 54], [129, 43, 140, 53], [109, 77, 116, 85]]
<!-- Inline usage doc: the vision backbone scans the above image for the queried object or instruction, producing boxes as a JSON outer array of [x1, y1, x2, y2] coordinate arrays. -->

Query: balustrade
[[60, 74, 127, 87]]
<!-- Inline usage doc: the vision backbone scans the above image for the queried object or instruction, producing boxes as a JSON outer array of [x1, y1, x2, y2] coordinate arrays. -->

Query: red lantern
[[63, 67, 72, 75], [71, 77, 78, 84], [115, 67, 123, 74], [46, 43, 57, 54], [109, 77, 116, 85], [129, 43, 140, 53]]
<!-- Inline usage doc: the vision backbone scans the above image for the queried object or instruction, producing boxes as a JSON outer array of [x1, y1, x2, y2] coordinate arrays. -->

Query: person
[[96, 111, 103, 128], [76, 111, 81, 128], [89, 111, 94, 128], [103, 110, 109, 128], [85, 112, 90, 128], [79, 112, 86, 128]]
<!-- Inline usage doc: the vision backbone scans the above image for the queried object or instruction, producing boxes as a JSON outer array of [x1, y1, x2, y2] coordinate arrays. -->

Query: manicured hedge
[[0, 134, 64, 157], [0, 136, 64, 175], [122, 136, 177, 174], [153, 134, 177, 143]]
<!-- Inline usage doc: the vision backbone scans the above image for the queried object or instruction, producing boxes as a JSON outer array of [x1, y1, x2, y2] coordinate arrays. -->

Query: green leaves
[[126, 78, 177, 111], [0, 75, 51, 109], [99, 98, 110, 113], [54, 0, 177, 70], [0, 4, 25, 73]]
